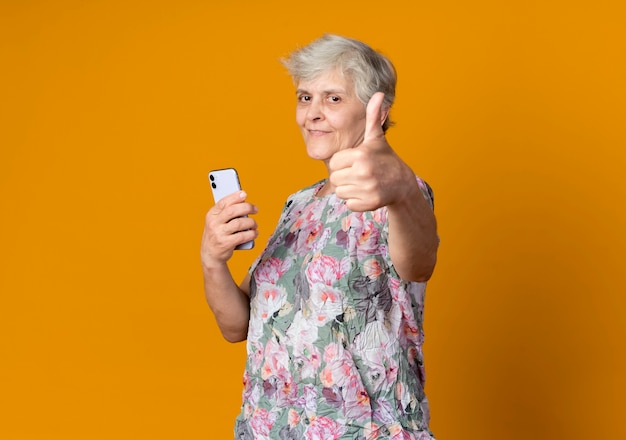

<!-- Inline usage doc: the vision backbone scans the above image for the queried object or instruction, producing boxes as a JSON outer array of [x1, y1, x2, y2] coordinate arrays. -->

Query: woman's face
[[295, 69, 367, 166]]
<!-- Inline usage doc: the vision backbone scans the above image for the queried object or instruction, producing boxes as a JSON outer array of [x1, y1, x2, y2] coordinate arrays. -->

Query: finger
[[328, 148, 359, 172], [334, 183, 361, 201], [215, 190, 248, 210], [224, 216, 258, 235], [363, 92, 386, 142], [345, 198, 369, 213], [329, 166, 356, 188], [223, 202, 257, 221], [210, 198, 257, 227], [234, 228, 259, 247]]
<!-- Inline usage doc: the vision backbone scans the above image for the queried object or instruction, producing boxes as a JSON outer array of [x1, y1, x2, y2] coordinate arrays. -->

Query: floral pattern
[[234, 179, 436, 440]]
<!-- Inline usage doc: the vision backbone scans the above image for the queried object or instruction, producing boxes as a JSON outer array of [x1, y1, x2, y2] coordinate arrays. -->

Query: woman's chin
[[307, 150, 332, 161], [305, 146, 336, 163]]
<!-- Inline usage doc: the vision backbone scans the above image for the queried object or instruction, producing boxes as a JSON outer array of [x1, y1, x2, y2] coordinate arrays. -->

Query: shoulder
[[283, 179, 326, 208]]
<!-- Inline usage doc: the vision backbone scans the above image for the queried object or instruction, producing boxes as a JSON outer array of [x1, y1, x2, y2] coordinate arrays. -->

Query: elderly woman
[[201, 34, 439, 440]]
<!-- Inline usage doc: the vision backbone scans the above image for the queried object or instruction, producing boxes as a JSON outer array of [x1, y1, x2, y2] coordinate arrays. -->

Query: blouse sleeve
[[417, 177, 435, 211]]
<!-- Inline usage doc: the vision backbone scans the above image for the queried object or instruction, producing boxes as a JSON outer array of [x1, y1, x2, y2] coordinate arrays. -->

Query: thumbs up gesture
[[329, 92, 415, 212]]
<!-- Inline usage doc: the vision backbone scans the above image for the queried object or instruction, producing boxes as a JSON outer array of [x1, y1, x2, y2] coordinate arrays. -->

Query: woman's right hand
[[201, 191, 258, 269]]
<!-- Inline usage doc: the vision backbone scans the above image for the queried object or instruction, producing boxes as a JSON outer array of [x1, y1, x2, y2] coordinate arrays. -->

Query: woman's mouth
[[308, 129, 329, 137]]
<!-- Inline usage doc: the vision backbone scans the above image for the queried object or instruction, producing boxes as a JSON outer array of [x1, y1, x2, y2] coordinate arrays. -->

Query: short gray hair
[[281, 34, 397, 132]]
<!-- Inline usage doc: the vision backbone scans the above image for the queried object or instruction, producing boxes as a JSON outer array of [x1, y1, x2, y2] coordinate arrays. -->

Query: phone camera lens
[[209, 174, 215, 181], [211, 182, 217, 189]]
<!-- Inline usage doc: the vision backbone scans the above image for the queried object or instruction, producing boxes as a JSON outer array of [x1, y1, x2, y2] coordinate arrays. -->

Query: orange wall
[[1, 1, 625, 439]]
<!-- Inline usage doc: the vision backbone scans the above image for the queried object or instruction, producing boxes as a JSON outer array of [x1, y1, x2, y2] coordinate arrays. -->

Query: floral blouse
[[234, 179, 436, 440]]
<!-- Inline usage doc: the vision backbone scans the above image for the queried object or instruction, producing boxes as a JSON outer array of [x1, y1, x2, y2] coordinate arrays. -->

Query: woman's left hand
[[328, 92, 414, 212]]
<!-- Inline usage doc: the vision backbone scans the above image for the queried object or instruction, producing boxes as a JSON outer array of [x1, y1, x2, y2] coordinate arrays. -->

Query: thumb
[[363, 92, 387, 142]]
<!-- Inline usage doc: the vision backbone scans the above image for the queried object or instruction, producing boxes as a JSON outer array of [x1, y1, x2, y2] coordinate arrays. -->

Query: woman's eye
[[328, 96, 340, 103]]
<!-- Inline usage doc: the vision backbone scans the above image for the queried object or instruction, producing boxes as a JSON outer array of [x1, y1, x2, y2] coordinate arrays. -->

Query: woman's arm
[[386, 169, 438, 282], [201, 264, 251, 343], [328, 92, 438, 281], [330, 147, 438, 281], [200, 191, 258, 342]]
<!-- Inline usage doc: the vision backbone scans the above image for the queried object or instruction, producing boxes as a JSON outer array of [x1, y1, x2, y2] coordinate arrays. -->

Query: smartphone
[[208, 168, 254, 250]]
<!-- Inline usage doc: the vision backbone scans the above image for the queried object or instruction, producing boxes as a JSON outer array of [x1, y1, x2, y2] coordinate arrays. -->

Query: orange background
[[1, 1, 625, 439]]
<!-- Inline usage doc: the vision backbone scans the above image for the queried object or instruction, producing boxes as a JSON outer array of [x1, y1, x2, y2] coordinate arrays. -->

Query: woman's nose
[[307, 99, 324, 121]]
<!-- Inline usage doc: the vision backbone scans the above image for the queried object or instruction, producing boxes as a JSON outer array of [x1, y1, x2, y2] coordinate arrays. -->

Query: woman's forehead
[[296, 69, 355, 94]]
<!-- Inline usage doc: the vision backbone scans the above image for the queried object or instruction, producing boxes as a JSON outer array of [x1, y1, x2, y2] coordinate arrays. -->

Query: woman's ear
[[380, 106, 390, 127]]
